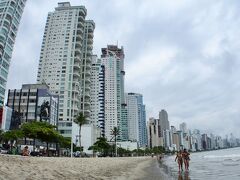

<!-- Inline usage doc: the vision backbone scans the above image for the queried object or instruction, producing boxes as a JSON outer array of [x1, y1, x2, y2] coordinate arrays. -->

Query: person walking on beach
[[182, 149, 190, 170], [175, 150, 183, 171]]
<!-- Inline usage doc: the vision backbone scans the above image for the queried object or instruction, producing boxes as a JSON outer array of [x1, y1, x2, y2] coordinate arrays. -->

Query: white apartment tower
[[0, 0, 27, 106], [37, 2, 94, 137], [90, 56, 105, 137], [101, 45, 125, 141], [126, 93, 147, 147], [80, 20, 95, 120]]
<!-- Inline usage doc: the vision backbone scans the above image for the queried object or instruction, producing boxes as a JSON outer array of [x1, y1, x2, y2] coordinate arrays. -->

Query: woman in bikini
[[175, 150, 183, 171], [182, 149, 190, 170]]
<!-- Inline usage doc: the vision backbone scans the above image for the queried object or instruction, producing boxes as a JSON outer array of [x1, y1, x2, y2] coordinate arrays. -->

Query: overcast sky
[[7, 0, 240, 137]]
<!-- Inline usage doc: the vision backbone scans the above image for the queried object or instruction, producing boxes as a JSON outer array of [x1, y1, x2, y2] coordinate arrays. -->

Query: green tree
[[3, 130, 23, 143], [0, 129, 4, 143], [152, 146, 165, 154], [118, 147, 131, 157], [21, 121, 61, 156], [74, 112, 87, 151], [2, 130, 23, 153], [132, 148, 145, 156], [88, 137, 111, 156], [111, 127, 119, 157]]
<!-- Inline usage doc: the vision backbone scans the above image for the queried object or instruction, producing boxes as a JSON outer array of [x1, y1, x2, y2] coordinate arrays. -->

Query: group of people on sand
[[175, 149, 190, 172]]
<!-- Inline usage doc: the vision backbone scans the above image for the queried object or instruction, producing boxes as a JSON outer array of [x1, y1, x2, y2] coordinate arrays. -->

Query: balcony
[[77, 21, 84, 29], [72, 86, 79, 93], [87, 38, 93, 44], [87, 25, 94, 33], [87, 44, 93, 50], [0, 29, 8, 40], [73, 63, 80, 70], [72, 80, 80, 86], [73, 72, 80, 78], [75, 41, 82, 48], [78, 8, 86, 18], [72, 105, 79, 112], [85, 57, 92, 63], [84, 71, 91, 77], [84, 78, 91, 85], [85, 63, 91, 70], [74, 55, 81, 63], [3, 21, 10, 31], [76, 35, 83, 42], [72, 97, 79, 103], [88, 32, 93, 38], [85, 86, 91, 91], [75, 48, 81, 56]]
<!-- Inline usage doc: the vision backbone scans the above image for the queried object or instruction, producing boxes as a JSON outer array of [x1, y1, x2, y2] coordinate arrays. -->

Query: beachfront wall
[[80, 124, 101, 155]]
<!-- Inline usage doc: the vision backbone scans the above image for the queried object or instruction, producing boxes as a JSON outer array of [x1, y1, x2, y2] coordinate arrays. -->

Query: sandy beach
[[0, 155, 161, 180]]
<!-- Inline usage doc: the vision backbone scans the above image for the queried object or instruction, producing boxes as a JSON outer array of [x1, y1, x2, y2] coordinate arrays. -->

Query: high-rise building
[[36, 2, 94, 137], [192, 129, 202, 151], [159, 109, 169, 136], [147, 117, 163, 148], [80, 20, 95, 120], [90, 56, 105, 137], [171, 125, 177, 133], [179, 122, 187, 134], [120, 103, 128, 141], [126, 92, 147, 147], [0, 0, 27, 106], [101, 45, 125, 141], [163, 129, 172, 149]]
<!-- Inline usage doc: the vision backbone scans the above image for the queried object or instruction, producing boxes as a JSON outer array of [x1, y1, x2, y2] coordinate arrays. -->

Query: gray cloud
[[7, 0, 240, 137]]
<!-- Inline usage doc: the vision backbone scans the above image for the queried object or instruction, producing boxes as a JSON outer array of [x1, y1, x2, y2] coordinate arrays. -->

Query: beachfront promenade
[[0, 155, 158, 180]]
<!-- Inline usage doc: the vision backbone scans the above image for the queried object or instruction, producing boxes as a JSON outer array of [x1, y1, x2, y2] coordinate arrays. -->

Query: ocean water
[[158, 147, 240, 180]]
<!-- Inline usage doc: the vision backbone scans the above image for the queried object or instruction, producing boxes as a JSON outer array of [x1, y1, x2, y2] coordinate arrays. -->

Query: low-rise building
[[117, 141, 138, 151], [6, 84, 59, 127]]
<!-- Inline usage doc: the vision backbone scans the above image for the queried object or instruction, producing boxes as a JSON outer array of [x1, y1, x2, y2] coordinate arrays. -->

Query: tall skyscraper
[[147, 118, 163, 148], [159, 109, 170, 149], [80, 20, 95, 121], [126, 93, 147, 147], [37, 2, 94, 137], [159, 109, 169, 136], [101, 45, 125, 141], [179, 122, 187, 134], [0, 0, 27, 106], [90, 55, 105, 137]]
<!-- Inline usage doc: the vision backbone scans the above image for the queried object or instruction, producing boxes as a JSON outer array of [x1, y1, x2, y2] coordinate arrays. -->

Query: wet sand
[[0, 155, 163, 180]]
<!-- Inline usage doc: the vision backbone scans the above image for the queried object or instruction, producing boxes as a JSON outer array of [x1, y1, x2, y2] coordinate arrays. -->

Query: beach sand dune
[[0, 155, 157, 180]]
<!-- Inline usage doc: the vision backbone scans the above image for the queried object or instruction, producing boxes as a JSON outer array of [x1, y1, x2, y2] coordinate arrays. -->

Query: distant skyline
[[7, 0, 240, 136]]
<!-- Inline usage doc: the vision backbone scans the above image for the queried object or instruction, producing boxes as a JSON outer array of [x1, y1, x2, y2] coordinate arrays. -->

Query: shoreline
[[0, 155, 158, 180]]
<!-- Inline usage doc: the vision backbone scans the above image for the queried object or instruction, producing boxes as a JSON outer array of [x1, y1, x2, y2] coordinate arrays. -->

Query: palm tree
[[74, 112, 87, 151], [111, 127, 119, 157]]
